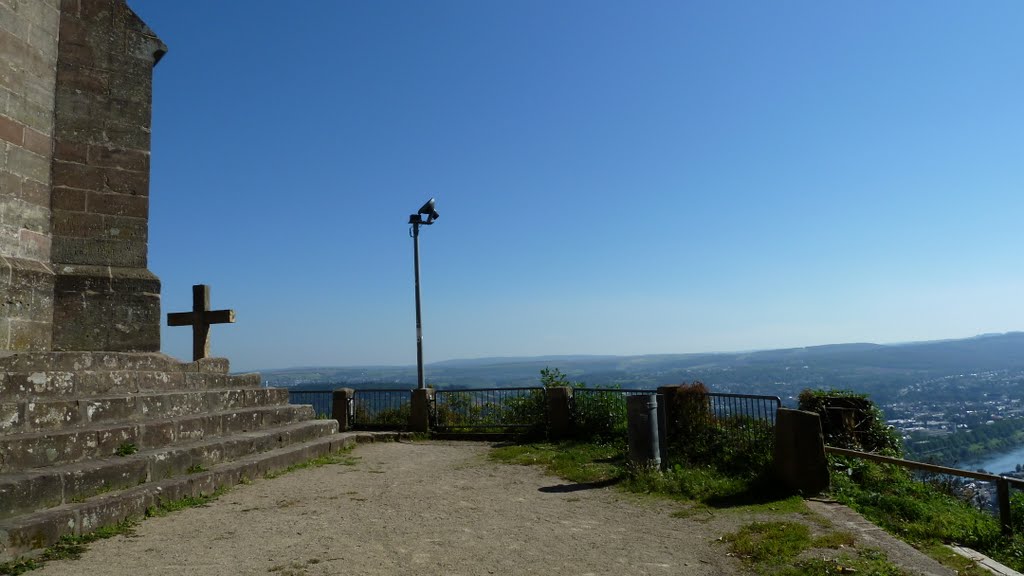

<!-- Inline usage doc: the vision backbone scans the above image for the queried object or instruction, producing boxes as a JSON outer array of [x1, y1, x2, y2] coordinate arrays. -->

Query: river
[[960, 444, 1024, 475]]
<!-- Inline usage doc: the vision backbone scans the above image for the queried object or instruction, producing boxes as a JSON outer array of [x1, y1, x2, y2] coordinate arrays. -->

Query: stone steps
[[0, 404, 320, 472], [0, 369, 260, 401], [0, 351, 346, 563], [1, 387, 290, 434], [0, 430, 402, 562], [0, 352, 221, 374], [0, 418, 340, 520]]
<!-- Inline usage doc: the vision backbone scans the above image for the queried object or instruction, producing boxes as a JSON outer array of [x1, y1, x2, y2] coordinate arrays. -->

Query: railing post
[[546, 386, 573, 440], [998, 477, 1012, 535], [410, 388, 434, 433], [774, 408, 829, 495], [656, 385, 680, 437], [332, 388, 355, 431]]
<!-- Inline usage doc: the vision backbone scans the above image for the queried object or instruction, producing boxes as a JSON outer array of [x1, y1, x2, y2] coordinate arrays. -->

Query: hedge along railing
[[826, 446, 1024, 535], [571, 388, 656, 439], [286, 389, 333, 418], [432, 387, 546, 432], [661, 390, 783, 476], [351, 389, 412, 429]]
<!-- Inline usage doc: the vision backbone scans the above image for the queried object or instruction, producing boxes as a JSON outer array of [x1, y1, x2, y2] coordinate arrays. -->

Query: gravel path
[[33, 441, 741, 576]]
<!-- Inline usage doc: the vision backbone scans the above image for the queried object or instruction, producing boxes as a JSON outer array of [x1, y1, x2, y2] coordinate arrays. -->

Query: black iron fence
[[433, 387, 546, 432], [286, 389, 333, 418], [351, 389, 411, 429], [706, 392, 781, 427]]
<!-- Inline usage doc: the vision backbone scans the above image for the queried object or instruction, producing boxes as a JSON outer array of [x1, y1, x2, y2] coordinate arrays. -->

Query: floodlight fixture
[[410, 197, 439, 225], [409, 198, 439, 390]]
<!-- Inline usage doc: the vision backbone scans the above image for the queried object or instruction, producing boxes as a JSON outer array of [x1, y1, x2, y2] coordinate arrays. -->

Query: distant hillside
[[259, 332, 1024, 402]]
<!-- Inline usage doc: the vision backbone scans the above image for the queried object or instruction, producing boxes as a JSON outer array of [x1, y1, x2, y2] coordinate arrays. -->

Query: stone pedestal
[[409, 388, 434, 433], [774, 408, 830, 495], [546, 386, 573, 440], [333, 388, 355, 431]]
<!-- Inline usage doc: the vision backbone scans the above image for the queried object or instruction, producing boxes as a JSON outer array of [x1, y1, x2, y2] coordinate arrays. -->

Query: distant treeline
[[904, 418, 1024, 468]]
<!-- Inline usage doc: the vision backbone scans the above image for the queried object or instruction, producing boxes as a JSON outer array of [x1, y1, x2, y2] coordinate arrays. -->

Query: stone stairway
[[0, 352, 365, 562]]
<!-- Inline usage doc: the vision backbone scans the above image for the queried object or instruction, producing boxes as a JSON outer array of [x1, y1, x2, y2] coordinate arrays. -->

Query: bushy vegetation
[[797, 389, 902, 456], [664, 382, 775, 479], [811, 389, 1024, 572], [433, 389, 547, 434]]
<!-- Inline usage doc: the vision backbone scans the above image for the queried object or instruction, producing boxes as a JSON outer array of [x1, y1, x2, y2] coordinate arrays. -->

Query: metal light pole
[[409, 198, 439, 390]]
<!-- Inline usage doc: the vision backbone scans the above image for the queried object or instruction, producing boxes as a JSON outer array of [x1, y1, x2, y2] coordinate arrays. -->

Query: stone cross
[[167, 284, 235, 361]]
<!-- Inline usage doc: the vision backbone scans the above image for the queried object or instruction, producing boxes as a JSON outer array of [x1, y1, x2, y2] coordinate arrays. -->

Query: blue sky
[[128, 1, 1024, 372]]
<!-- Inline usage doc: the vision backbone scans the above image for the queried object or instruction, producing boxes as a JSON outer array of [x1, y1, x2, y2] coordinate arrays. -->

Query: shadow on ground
[[538, 478, 622, 493]]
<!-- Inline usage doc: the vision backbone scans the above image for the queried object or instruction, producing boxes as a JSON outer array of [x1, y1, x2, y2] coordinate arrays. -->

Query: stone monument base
[[0, 352, 372, 561]]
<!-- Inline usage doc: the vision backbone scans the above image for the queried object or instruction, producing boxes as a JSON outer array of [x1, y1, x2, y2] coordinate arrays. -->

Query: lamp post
[[409, 198, 439, 390]]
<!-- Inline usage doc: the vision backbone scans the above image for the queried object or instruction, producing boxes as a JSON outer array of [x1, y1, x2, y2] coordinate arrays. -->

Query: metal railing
[[286, 389, 333, 418], [351, 389, 411, 429], [706, 392, 782, 426], [433, 387, 546, 432]]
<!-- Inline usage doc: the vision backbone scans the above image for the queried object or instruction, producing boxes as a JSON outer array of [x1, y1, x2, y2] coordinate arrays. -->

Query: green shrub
[[798, 389, 901, 456]]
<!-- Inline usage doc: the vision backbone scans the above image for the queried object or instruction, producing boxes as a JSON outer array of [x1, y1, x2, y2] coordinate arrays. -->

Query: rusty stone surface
[[0, 0, 59, 352], [46, 0, 166, 352]]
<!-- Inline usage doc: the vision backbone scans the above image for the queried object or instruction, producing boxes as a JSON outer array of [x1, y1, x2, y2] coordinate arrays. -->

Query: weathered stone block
[[77, 490, 149, 535], [0, 431, 85, 471], [223, 410, 261, 434], [25, 399, 79, 430], [136, 370, 181, 391], [3, 508, 77, 553], [175, 416, 208, 442], [6, 371, 75, 397], [77, 370, 137, 395], [0, 402, 22, 432], [138, 420, 175, 449], [95, 424, 138, 457], [81, 396, 136, 424], [195, 357, 230, 374], [149, 448, 192, 481], [52, 265, 159, 351], [62, 457, 147, 502], [0, 472, 63, 519]]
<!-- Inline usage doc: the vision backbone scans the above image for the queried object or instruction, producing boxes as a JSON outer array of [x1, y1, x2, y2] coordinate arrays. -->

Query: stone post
[[332, 388, 354, 431], [774, 408, 829, 495], [409, 388, 434, 433], [546, 386, 573, 440]]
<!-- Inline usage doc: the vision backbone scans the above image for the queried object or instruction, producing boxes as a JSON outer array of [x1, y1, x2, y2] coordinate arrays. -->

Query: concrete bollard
[[332, 388, 355, 431], [774, 408, 829, 495], [627, 394, 663, 470], [546, 386, 573, 440], [409, 388, 434, 433]]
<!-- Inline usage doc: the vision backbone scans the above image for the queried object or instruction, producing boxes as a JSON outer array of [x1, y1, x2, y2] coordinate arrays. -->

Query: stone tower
[[0, 1, 380, 562], [1, 0, 161, 353]]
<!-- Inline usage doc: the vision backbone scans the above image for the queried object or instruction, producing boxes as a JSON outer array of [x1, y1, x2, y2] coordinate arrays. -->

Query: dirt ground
[[31, 441, 953, 576]]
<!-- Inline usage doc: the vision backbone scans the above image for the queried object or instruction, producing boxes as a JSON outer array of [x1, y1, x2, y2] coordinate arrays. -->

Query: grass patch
[[725, 521, 814, 566], [115, 443, 137, 457], [724, 521, 906, 575], [263, 452, 359, 480], [186, 464, 207, 474], [827, 458, 1024, 571], [145, 485, 230, 517], [490, 442, 622, 484]]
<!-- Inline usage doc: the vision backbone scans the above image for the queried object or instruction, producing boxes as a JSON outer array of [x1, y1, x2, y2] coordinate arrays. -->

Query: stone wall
[[0, 0, 61, 351], [48, 0, 165, 351], [1, 0, 165, 353]]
